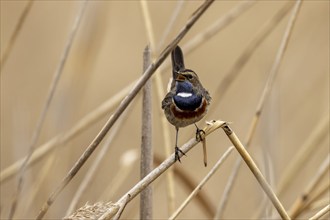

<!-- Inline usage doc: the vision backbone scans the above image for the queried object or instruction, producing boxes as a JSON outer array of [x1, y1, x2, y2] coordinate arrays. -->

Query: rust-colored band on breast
[[170, 98, 208, 120]]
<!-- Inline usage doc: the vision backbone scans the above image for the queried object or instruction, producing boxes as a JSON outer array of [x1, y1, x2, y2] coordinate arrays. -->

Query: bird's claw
[[195, 128, 205, 142], [175, 146, 186, 162]]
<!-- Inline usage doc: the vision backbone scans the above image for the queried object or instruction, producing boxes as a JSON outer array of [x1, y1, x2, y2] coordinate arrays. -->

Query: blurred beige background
[[1, 1, 329, 219]]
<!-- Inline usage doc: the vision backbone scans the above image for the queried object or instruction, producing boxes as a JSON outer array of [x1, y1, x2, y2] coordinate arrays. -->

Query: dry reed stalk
[[140, 45, 153, 220], [309, 204, 330, 220], [202, 138, 207, 167], [289, 155, 330, 218], [0, 0, 253, 183], [221, 123, 290, 220], [36, 1, 214, 218], [140, 0, 177, 213], [99, 120, 225, 220], [214, 1, 300, 218], [8, 1, 87, 219], [168, 146, 234, 220], [0, 0, 34, 72]]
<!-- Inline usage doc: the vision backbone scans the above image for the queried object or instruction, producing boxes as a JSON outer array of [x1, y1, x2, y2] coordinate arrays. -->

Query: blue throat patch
[[173, 81, 202, 111]]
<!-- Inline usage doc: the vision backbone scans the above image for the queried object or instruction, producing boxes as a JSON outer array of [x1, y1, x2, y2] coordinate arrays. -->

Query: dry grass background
[[0, 1, 329, 219]]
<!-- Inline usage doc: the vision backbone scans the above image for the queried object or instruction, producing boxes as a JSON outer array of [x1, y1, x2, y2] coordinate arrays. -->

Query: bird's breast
[[169, 98, 209, 127], [173, 93, 202, 111]]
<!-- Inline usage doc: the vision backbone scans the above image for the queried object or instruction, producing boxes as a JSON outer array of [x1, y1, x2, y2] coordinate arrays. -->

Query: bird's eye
[[186, 74, 193, 80]]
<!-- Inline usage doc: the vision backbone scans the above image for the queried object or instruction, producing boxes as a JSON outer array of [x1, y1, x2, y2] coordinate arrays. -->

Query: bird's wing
[[161, 92, 174, 109]]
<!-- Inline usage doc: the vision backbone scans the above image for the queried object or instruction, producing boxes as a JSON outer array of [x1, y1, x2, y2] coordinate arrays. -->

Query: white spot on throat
[[177, 92, 192, 98]]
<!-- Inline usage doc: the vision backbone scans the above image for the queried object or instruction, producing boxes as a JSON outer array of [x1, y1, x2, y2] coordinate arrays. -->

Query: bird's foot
[[175, 146, 186, 162], [195, 128, 205, 142]]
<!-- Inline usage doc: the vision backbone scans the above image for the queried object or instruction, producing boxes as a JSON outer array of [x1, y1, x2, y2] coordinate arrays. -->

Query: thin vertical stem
[[140, 45, 153, 220], [140, 0, 178, 213]]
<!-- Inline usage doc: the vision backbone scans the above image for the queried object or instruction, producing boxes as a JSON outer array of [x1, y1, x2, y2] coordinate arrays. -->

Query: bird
[[162, 45, 211, 164]]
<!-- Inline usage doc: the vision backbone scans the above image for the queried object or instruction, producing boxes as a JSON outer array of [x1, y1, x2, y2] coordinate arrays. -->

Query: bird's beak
[[175, 73, 185, 82]]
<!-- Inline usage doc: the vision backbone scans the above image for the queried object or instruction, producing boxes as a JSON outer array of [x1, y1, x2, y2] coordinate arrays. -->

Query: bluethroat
[[162, 46, 211, 164]]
